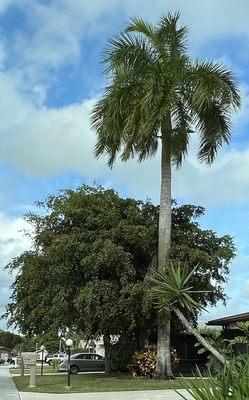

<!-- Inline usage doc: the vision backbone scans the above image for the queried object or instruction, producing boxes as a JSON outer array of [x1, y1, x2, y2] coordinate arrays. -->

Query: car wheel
[[48, 361, 52, 365], [70, 365, 79, 374]]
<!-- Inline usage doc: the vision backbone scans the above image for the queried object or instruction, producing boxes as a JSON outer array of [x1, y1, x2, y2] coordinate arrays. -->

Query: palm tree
[[91, 12, 240, 377], [149, 261, 227, 365]]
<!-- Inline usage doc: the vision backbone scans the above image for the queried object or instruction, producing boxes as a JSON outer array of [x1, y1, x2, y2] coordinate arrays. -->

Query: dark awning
[[207, 312, 249, 327]]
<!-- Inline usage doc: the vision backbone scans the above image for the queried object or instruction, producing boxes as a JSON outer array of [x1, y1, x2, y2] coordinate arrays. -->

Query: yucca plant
[[148, 261, 226, 365], [181, 355, 249, 400]]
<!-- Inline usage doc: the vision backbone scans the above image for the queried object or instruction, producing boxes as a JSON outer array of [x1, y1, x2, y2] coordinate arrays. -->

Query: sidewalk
[[0, 365, 20, 399], [19, 389, 193, 400]]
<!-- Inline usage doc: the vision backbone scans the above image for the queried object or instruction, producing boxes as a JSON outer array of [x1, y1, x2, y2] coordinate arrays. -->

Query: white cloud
[[1, 68, 249, 206], [9, 0, 249, 75], [0, 71, 98, 177], [0, 212, 31, 329], [1, 0, 249, 208], [0, 0, 247, 91], [142, 0, 249, 48], [12, 0, 119, 70]]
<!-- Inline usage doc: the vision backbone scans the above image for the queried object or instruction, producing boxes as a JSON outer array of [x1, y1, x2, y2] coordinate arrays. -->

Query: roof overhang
[[207, 312, 249, 327]]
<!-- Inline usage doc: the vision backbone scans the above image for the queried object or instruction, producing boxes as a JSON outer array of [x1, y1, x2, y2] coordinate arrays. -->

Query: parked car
[[59, 353, 105, 374], [46, 353, 66, 365]]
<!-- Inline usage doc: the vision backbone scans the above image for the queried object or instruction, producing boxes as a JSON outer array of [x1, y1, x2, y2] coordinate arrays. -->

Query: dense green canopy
[[4, 186, 235, 340], [0, 329, 23, 350]]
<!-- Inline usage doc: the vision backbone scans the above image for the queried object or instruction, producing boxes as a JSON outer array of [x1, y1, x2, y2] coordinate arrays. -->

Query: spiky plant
[[180, 355, 249, 400], [148, 261, 226, 365]]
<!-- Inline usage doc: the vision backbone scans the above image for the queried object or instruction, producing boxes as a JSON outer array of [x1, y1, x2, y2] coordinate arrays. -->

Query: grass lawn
[[10, 365, 57, 375], [13, 373, 204, 393]]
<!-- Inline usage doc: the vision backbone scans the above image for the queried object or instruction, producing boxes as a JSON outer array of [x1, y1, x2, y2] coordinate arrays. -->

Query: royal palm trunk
[[156, 119, 173, 378]]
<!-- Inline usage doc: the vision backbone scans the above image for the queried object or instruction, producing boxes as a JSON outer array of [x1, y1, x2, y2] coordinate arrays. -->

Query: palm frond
[[157, 11, 188, 59], [125, 17, 155, 39], [186, 60, 241, 164], [191, 61, 241, 110], [171, 99, 192, 167], [103, 32, 155, 74], [196, 101, 232, 164]]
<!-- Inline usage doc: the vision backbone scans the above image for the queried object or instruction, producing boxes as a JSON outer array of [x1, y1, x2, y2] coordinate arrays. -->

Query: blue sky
[[0, 0, 249, 331]]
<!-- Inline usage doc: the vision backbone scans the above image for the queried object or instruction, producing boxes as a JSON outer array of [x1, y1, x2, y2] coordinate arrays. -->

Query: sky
[[0, 0, 249, 332]]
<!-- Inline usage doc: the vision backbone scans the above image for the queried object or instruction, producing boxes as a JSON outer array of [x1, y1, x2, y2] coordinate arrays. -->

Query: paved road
[[19, 389, 193, 400], [0, 365, 20, 399]]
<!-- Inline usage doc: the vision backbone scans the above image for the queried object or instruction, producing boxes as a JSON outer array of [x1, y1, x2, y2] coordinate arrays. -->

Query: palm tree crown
[[92, 12, 240, 167]]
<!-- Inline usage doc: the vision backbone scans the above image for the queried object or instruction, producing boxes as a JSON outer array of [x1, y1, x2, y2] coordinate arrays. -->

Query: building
[[0, 346, 12, 360], [79, 337, 105, 356], [207, 312, 249, 328], [79, 336, 118, 357], [207, 312, 249, 355]]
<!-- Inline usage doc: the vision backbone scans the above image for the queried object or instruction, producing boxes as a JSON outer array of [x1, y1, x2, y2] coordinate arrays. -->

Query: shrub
[[195, 322, 249, 372], [109, 338, 136, 372], [183, 354, 249, 400], [128, 345, 179, 378], [0, 359, 5, 365]]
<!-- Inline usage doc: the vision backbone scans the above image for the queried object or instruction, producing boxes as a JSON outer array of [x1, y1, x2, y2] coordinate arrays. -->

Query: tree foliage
[[0, 329, 23, 350], [4, 185, 235, 341], [92, 12, 240, 168]]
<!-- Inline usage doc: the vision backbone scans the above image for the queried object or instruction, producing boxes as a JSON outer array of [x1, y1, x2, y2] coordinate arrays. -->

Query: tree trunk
[[103, 333, 111, 373], [156, 118, 173, 378], [172, 307, 226, 365]]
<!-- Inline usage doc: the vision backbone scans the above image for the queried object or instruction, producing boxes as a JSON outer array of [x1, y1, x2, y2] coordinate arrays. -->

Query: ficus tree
[[4, 186, 156, 373], [91, 11, 240, 377], [4, 186, 235, 371]]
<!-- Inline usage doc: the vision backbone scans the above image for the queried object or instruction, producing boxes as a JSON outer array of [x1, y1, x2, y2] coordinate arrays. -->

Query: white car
[[46, 353, 66, 365]]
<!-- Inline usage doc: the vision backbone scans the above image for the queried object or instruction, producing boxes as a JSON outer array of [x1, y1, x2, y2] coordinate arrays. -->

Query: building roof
[[207, 312, 249, 327]]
